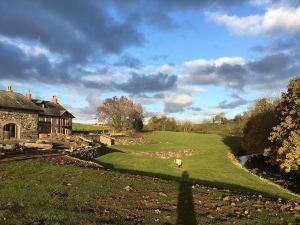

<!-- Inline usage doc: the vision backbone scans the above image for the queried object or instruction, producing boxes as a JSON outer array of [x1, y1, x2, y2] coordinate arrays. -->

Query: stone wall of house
[[0, 109, 39, 140]]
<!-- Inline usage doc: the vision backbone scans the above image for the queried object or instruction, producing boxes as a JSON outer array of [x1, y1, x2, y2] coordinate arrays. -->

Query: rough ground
[[0, 159, 299, 225]]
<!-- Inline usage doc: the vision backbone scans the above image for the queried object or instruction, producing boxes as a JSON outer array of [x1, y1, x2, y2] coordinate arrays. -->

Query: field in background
[[96, 131, 298, 200], [193, 121, 245, 136], [72, 123, 113, 132]]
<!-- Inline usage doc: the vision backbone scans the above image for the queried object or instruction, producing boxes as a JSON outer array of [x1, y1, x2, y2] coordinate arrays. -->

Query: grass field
[[0, 160, 299, 225], [1, 131, 299, 224], [96, 131, 299, 200], [72, 123, 112, 132], [194, 121, 245, 136]]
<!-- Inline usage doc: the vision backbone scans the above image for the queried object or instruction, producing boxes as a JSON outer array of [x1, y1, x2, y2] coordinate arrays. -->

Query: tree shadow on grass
[[176, 171, 197, 225], [95, 146, 299, 202], [98, 146, 125, 157], [222, 135, 243, 156]]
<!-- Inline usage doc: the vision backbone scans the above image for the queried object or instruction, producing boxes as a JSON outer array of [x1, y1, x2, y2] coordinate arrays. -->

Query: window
[[3, 123, 18, 139]]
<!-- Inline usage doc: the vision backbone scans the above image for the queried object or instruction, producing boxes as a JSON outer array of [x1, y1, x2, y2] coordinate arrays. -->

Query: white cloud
[[164, 94, 193, 113], [180, 56, 247, 89], [0, 35, 48, 56], [183, 57, 246, 69], [179, 85, 205, 93], [201, 107, 224, 117], [164, 94, 193, 106], [206, 6, 300, 36]]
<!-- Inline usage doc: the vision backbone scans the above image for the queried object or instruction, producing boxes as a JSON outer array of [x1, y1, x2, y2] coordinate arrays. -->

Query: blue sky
[[1, 0, 300, 123]]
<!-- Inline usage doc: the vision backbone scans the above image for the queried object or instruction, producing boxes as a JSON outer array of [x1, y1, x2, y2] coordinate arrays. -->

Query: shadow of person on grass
[[176, 171, 197, 225]]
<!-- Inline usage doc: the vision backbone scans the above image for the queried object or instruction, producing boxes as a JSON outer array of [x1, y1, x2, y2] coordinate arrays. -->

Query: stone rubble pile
[[0, 133, 103, 161], [115, 137, 156, 145], [47, 155, 103, 169]]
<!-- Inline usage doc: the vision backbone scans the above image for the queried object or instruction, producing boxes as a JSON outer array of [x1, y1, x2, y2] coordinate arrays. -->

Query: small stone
[[223, 196, 230, 201], [124, 185, 133, 192], [244, 210, 249, 215], [155, 209, 161, 214], [280, 204, 291, 211], [67, 183, 72, 186], [159, 192, 167, 197], [294, 205, 300, 211], [231, 202, 236, 206], [257, 209, 262, 212]]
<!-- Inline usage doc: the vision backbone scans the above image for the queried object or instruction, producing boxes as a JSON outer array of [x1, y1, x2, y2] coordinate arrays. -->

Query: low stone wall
[[0, 109, 39, 140], [100, 135, 115, 146], [69, 145, 102, 160]]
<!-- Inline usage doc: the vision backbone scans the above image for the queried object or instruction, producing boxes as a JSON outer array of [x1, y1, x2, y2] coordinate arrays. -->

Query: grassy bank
[[96, 131, 298, 200]]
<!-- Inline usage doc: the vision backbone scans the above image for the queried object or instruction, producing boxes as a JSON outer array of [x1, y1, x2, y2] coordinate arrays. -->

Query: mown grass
[[96, 131, 299, 201], [72, 123, 112, 132], [193, 121, 245, 136]]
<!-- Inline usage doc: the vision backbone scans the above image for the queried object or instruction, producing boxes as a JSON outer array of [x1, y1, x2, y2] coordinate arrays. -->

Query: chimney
[[51, 96, 58, 104], [6, 85, 12, 92], [25, 90, 32, 100]]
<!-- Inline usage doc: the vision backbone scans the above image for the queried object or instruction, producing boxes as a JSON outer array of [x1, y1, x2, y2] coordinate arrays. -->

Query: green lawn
[[1, 131, 299, 224], [72, 123, 112, 132], [96, 131, 299, 200]]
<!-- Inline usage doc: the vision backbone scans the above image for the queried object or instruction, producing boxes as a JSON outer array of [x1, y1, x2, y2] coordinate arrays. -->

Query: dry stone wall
[[0, 109, 39, 140]]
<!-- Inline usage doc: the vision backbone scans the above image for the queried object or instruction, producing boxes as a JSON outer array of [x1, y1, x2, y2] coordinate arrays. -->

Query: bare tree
[[97, 96, 144, 131], [179, 120, 194, 133]]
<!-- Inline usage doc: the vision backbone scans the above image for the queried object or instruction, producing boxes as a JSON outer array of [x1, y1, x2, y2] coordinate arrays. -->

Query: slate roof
[[0, 90, 42, 111], [32, 99, 75, 118], [0, 90, 75, 118]]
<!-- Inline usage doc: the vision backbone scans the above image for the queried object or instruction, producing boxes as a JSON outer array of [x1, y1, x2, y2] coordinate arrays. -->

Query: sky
[[1, 0, 300, 123]]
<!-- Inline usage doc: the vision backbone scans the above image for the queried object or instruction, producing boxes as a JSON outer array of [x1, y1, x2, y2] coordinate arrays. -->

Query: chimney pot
[[6, 85, 12, 92], [25, 90, 32, 100], [51, 95, 58, 104]]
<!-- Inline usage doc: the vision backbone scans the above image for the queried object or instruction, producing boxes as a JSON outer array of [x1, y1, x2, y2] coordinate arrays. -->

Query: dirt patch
[[131, 149, 195, 159], [85, 180, 300, 225], [46, 155, 103, 169]]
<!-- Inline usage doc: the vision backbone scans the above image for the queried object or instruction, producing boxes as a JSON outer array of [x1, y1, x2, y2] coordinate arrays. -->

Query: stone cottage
[[0, 85, 75, 140]]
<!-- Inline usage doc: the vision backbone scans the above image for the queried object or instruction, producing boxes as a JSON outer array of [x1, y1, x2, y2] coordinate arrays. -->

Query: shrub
[[241, 98, 279, 155]]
